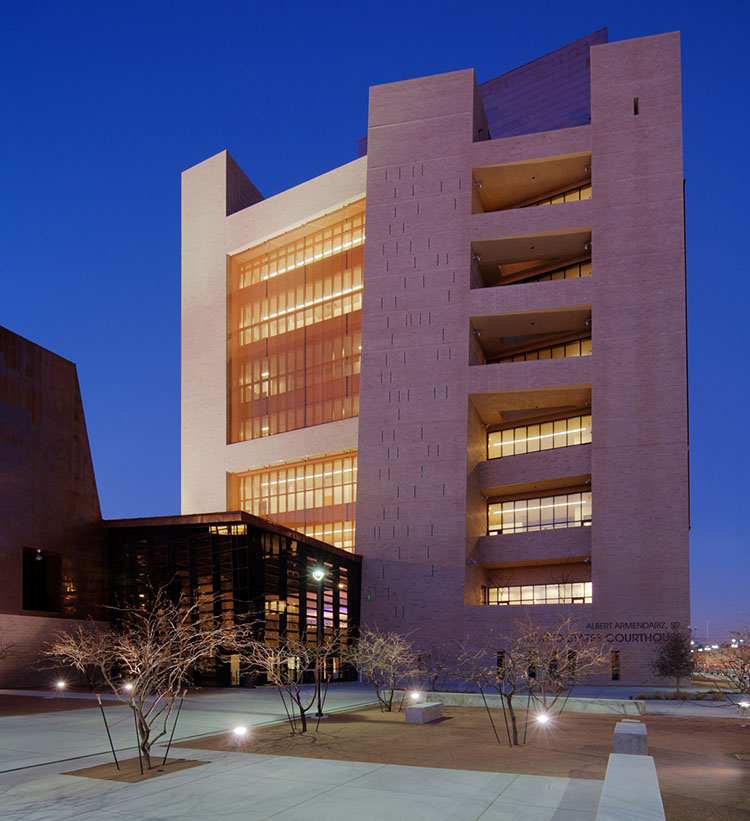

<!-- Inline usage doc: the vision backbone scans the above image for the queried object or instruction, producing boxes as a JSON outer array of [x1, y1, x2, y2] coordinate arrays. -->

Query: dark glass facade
[[106, 512, 361, 686]]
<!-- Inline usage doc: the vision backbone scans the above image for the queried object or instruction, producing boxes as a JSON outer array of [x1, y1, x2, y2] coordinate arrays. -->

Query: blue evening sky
[[1, 1, 747, 640]]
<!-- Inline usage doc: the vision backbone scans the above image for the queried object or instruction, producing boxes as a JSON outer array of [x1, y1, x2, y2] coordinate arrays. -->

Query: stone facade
[[181, 31, 689, 683], [0, 327, 106, 685]]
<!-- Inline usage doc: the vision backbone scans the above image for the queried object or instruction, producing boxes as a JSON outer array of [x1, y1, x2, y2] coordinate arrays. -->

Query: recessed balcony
[[470, 307, 591, 366], [473, 152, 591, 214], [471, 229, 591, 289]]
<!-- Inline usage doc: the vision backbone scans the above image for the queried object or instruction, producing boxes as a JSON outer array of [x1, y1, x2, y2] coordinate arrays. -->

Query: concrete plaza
[[0, 684, 605, 820]]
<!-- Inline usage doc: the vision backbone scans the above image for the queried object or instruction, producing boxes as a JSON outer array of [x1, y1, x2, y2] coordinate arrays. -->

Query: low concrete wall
[[596, 753, 665, 820], [0, 614, 108, 687], [392, 690, 644, 715]]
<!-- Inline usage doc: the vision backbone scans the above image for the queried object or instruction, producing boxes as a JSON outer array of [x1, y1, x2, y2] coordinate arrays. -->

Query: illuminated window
[[521, 182, 591, 208], [488, 414, 591, 459], [487, 582, 592, 605], [497, 337, 591, 363], [488, 491, 591, 535], [228, 200, 364, 443], [230, 452, 357, 551], [528, 259, 591, 283]]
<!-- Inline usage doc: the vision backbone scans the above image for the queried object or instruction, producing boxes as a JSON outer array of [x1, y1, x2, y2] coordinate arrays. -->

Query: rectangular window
[[22, 548, 62, 612], [486, 582, 592, 606], [488, 491, 592, 535], [228, 200, 365, 443], [230, 452, 357, 551], [504, 257, 592, 286], [488, 414, 591, 460], [520, 182, 592, 208], [497, 337, 591, 364]]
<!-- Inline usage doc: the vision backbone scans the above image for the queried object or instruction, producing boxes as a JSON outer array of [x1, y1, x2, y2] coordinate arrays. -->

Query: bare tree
[[42, 624, 106, 690], [458, 616, 610, 746], [0, 635, 16, 685], [234, 633, 338, 733], [709, 629, 750, 697], [649, 630, 694, 694], [343, 627, 417, 711], [0, 635, 15, 662], [420, 642, 452, 692], [521, 616, 610, 709], [46, 588, 237, 769]]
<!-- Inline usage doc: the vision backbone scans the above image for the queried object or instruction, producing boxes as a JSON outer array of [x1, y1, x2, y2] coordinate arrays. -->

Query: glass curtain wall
[[228, 200, 365, 442], [231, 452, 357, 551], [107, 520, 361, 685]]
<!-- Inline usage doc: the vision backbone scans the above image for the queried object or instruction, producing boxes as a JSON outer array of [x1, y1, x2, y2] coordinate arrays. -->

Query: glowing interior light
[[261, 466, 357, 488], [536, 714, 550, 724], [259, 235, 366, 281], [260, 284, 363, 321], [232, 725, 248, 736], [489, 427, 589, 450], [499, 500, 585, 515]]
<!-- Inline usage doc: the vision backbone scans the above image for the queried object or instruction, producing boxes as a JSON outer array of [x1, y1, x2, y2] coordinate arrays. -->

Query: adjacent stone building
[[0, 327, 106, 684]]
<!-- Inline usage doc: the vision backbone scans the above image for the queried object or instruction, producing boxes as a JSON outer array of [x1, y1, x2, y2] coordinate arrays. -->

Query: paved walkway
[[0, 747, 603, 820], [0, 684, 603, 820], [1, 683, 742, 819], [0, 683, 378, 771]]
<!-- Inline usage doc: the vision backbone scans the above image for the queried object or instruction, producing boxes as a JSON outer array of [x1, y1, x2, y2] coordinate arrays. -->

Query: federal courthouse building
[[0, 28, 688, 685], [181, 28, 689, 682]]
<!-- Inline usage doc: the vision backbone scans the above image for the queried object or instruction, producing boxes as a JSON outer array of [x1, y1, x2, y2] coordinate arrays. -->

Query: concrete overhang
[[472, 228, 591, 286], [471, 306, 591, 361], [473, 152, 591, 212], [478, 527, 591, 569], [484, 474, 590, 502], [469, 386, 591, 428], [478, 444, 591, 493]]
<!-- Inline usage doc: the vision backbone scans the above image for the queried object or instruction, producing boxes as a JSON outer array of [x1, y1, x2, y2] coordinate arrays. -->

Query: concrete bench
[[405, 701, 443, 724], [596, 753, 665, 820], [614, 719, 648, 755]]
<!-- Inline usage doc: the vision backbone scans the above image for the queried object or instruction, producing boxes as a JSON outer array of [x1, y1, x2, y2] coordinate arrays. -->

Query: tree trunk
[[295, 698, 308, 733], [506, 695, 520, 746], [135, 711, 153, 769]]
